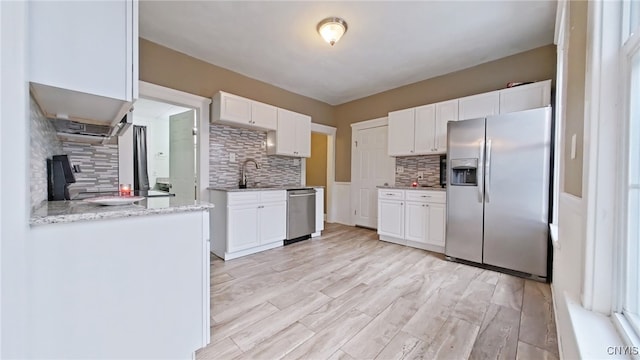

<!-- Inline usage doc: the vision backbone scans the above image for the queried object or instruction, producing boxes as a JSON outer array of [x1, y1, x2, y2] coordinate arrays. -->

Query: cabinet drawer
[[227, 192, 259, 206], [406, 190, 446, 204], [378, 189, 405, 200], [260, 190, 287, 203]]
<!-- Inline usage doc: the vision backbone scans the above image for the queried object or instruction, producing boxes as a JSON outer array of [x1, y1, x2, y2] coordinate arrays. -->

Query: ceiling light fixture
[[317, 17, 348, 46]]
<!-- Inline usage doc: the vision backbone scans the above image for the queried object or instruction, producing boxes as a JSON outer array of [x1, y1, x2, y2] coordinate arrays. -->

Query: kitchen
[[3, 0, 632, 360]]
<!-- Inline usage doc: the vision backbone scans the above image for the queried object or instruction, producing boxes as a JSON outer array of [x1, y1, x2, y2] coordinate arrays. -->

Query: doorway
[[303, 123, 337, 223], [118, 81, 212, 200], [306, 133, 328, 214], [130, 98, 196, 199], [351, 117, 396, 229]]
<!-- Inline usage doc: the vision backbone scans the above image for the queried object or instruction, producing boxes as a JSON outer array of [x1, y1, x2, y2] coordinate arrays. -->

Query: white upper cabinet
[[251, 101, 278, 130], [499, 80, 552, 114], [414, 105, 437, 153], [388, 101, 454, 156], [458, 91, 500, 121], [29, 0, 138, 125], [266, 108, 311, 158], [212, 91, 277, 131], [434, 99, 459, 152], [388, 108, 416, 155]]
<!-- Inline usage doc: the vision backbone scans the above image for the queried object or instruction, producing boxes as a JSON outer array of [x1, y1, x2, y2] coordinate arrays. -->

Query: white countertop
[[30, 196, 214, 226], [208, 185, 324, 192], [377, 185, 446, 192]]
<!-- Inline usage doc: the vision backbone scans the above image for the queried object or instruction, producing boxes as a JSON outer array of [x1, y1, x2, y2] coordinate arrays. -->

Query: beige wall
[[333, 45, 557, 182], [306, 133, 328, 210], [563, 1, 587, 197], [139, 39, 335, 126]]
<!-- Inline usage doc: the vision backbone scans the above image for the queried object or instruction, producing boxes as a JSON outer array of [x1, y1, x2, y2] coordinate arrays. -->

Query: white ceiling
[[139, 1, 556, 106], [132, 98, 190, 120]]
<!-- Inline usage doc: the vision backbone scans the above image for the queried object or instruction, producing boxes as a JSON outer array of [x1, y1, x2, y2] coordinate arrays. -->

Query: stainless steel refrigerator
[[445, 107, 551, 280]]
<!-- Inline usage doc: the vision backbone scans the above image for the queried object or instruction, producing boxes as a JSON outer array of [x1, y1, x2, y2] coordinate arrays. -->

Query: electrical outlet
[[293, 158, 300, 165], [417, 171, 424, 179], [229, 153, 236, 162], [396, 166, 404, 174]]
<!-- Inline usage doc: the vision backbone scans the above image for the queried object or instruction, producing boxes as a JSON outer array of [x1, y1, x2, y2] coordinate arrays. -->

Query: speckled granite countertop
[[30, 197, 214, 226], [208, 185, 324, 192], [377, 185, 447, 192]]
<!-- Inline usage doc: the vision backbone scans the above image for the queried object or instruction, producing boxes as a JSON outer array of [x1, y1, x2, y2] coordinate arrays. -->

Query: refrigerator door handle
[[485, 139, 492, 203], [478, 140, 484, 203]]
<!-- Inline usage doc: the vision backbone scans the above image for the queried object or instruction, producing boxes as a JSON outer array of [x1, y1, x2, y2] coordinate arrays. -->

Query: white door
[[353, 126, 396, 228], [170, 110, 196, 200], [405, 202, 427, 243], [378, 200, 404, 238]]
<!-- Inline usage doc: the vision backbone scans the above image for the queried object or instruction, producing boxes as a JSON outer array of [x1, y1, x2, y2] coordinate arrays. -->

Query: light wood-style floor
[[197, 223, 559, 360]]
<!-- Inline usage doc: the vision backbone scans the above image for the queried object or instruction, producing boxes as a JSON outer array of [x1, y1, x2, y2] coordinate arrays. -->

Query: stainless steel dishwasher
[[285, 188, 316, 244]]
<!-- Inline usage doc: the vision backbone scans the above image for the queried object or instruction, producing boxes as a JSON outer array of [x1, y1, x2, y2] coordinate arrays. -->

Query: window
[[619, 0, 640, 343]]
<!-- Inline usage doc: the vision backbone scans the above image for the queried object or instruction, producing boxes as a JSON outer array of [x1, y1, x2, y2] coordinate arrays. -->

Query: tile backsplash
[[30, 96, 62, 209], [209, 124, 301, 188], [63, 142, 119, 195], [395, 154, 442, 186], [29, 94, 120, 208]]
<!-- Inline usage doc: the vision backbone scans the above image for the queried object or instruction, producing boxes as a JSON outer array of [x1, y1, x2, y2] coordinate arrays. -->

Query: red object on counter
[[412, 181, 418, 187], [119, 184, 132, 196]]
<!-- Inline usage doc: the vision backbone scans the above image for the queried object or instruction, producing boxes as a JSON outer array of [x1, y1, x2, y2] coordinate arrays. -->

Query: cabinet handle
[[420, 195, 431, 198], [401, 202, 403, 205], [386, 193, 395, 195]]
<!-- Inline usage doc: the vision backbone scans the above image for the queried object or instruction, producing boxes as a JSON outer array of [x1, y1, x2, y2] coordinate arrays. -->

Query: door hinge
[[355, 141, 358, 147], [354, 210, 357, 215]]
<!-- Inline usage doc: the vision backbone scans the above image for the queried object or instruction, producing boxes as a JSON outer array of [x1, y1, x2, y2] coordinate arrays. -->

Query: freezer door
[[483, 107, 551, 277], [445, 117, 485, 263]]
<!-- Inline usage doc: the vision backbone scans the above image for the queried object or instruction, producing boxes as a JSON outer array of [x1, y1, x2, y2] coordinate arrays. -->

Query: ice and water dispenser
[[450, 158, 478, 186]]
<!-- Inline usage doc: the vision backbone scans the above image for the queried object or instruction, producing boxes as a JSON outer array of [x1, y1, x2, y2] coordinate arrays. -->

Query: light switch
[[417, 171, 424, 179], [229, 153, 236, 162], [293, 159, 300, 165], [396, 166, 404, 174], [570, 134, 577, 160]]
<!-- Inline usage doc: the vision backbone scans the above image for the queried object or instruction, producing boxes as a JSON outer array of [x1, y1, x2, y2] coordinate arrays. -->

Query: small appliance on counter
[[47, 154, 76, 201]]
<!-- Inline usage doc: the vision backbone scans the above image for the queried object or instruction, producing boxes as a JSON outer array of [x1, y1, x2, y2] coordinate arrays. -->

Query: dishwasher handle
[[288, 193, 315, 198]]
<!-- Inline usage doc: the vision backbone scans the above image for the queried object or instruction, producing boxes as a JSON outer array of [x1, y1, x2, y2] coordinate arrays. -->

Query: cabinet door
[[434, 100, 459, 152], [388, 108, 416, 156], [30, 1, 132, 101], [276, 108, 297, 156], [315, 188, 325, 232], [295, 114, 312, 157], [405, 202, 428, 243], [227, 205, 259, 252], [499, 80, 551, 114], [459, 91, 499, 120], [378, 200, 404, 238], [221, 93, 253, 125], [251, 102, 278, 130], [414, 104, 436, 154], [259, 201, 287, 245], [426, 203, 446, 247]]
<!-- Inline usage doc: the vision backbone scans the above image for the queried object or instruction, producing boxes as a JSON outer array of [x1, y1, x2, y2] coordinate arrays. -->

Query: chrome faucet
[[240, 158, 261, 188]]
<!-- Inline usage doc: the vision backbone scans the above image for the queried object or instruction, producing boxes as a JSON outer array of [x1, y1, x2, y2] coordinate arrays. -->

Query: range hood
[[53, 113, 132, 144]]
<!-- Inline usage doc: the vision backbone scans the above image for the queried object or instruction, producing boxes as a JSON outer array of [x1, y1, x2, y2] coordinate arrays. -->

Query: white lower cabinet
[[227, 204, 260, 252], [377, 189, 446, 253], [210, 190, 286, 260], [378, 199, 405, 239]]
